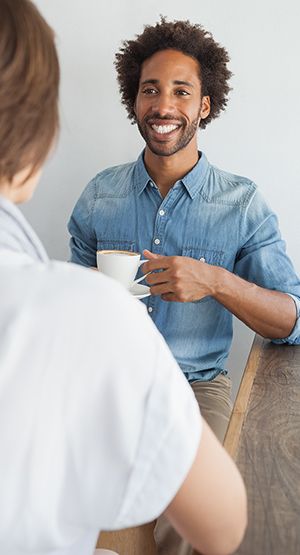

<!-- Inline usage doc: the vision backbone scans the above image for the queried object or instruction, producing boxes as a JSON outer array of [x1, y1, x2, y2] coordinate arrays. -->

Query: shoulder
[[2, 257, 162, 386], [23, 260, 144, 326], [1, 258, 130, 327], [69, 159, 138, 225], [85, 160, 137, 199], [203, 163, 258, 207]]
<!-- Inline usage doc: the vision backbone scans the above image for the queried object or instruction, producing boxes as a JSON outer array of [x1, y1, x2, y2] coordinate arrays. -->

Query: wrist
[[208, 265, 228, 298]]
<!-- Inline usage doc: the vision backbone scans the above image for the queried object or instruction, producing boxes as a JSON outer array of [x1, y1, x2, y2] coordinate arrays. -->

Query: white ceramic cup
[[96, 250, 147, 290]]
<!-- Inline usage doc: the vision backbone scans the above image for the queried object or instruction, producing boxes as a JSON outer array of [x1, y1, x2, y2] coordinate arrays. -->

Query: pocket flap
[[182, 246, 224, 266], [97, 240, 136, 253]]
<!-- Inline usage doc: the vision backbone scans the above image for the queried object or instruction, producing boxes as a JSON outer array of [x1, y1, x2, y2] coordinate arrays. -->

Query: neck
[[0, 166, 39, 204], [144, 142, 199, 197], [0, 183, 16, 203]]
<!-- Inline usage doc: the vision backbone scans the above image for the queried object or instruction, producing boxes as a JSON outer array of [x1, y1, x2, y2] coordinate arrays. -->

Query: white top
[[0, 196, 202, 555]]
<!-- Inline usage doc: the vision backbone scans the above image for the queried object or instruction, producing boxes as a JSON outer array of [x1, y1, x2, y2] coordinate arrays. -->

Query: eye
[[142, 87, 158, 95], [175, 89, 190, 96]]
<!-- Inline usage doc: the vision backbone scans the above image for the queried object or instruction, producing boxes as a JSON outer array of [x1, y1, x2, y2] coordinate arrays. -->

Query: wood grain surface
[[97, 522, 156, 554], [232, 340, 300, 555]]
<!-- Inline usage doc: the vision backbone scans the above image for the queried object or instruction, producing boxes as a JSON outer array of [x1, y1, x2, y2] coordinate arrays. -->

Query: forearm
[[143, 253, 298, 338], [212, 267, 297, 339]]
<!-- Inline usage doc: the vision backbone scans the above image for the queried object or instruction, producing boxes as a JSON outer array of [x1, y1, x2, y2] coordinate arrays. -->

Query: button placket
[[152, 187, 181, 252], [152, 197, 171, 251], [146, 294, 157, 318], [152, 205, 164, 251]]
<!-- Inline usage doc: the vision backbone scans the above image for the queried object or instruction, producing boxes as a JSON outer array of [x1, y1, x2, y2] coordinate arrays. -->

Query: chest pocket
[[97, 240, 136, 253], [182, 246, 225, 304], [182, 246, 224, 266]]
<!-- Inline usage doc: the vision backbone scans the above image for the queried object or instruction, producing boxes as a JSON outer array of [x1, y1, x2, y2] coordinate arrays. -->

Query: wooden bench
[[98, 335, 300, 554]]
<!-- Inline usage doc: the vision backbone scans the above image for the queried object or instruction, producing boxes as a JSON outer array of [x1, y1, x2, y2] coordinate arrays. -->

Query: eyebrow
[[140, 79, 194, 88]]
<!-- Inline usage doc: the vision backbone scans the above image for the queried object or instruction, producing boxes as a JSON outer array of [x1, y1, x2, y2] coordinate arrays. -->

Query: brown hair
[[0, 0, 59, 182], [115, 16, 232, 129]]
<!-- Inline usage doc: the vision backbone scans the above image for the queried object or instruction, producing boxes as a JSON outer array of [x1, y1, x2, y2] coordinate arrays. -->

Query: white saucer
[[129, 283, 150, 299]]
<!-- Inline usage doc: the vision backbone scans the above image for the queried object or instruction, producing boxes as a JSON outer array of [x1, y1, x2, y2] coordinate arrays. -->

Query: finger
[[143, 257, 172, 273], [146, 269, 171, 285], [143, 249, 163, 260], [142, 250, 166, 274], [150, 282, 175, 296]]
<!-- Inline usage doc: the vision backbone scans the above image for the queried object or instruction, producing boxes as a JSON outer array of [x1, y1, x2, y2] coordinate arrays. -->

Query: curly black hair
[[115, 17, 232, 129]]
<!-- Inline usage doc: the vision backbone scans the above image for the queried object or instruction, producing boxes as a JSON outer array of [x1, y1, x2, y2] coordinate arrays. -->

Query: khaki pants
[[154, 374, 233, 555]]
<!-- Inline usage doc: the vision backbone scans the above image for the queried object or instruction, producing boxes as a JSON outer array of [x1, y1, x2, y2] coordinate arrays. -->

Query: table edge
[[223, 334, 265, 459]]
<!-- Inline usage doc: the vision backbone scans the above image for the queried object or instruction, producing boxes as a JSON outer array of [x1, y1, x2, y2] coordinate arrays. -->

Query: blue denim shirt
[[68, 152, 300, 381]]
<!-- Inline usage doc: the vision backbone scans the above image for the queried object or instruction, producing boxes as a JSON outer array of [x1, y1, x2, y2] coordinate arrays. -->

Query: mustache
[[145, 113, 184, 124]]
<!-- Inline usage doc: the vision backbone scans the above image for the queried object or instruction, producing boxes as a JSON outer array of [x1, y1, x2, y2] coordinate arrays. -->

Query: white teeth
[[151, 124, 178, 134]]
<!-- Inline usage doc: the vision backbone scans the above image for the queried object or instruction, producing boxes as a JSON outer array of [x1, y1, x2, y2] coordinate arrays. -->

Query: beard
[[137, 111, 201, 157]]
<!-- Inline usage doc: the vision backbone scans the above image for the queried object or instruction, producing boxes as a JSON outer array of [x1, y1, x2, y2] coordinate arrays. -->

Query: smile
[[150, 124, 180, 134]]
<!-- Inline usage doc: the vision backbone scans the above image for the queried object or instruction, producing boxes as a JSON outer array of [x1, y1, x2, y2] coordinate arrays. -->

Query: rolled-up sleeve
[[234, 188, 300, 344], [272, 293, 300, 344]]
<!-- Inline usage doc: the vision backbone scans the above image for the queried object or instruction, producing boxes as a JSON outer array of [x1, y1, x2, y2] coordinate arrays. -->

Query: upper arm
[[235, 191, 300, 295], [165, 420, 247, 555], [234, 190, 300, 343], [68, 182, 97, 267]]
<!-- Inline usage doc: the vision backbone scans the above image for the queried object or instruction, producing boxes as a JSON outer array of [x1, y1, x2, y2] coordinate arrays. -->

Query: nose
[[151, 92, 175, 116]]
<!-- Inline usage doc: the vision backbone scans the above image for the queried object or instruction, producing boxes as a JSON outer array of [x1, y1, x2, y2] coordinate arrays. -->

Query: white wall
[[23, 0, 300, 398]]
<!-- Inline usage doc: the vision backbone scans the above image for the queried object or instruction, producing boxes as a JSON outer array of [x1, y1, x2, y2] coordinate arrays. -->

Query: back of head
[[0, 0, 59, 183]]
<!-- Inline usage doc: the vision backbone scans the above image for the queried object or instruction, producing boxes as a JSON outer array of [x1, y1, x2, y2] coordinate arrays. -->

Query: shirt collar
[[134, 151, 153, 195], [181, 152, 210, 199], [134, 150, 210, 199]]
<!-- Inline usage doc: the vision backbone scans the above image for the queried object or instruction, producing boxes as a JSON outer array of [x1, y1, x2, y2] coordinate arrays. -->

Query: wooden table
[[223, 335, 300, 555]]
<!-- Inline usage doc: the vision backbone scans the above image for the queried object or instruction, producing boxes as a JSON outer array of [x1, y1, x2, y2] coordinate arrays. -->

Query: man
[[69, 16, 300, 439], [68, 18, 300, 553], [0, 3, 246, 555]]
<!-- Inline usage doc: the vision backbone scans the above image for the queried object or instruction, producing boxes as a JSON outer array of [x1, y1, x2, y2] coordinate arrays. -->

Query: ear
[[200, 95, 210, 120]]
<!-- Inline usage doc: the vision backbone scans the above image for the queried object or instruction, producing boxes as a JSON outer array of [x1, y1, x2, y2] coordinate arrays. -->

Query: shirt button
[[148, 307, 153, 313], [159, 209, 165, 216], [200, 257, 206, 263], [154, 238, 160, 245]]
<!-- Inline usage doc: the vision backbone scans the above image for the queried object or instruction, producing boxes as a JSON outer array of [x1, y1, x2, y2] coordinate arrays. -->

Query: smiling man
[[136, 49, 209, 154], [135, 48, 210, 199], [68, 18, 300, 555]]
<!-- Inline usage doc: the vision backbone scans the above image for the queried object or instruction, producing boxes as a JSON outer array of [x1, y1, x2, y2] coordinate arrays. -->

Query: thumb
[[143, 249, 163, 260]]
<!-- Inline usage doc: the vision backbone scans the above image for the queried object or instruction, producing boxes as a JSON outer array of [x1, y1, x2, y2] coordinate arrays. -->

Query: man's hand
[[142, 249, 297, 338], [142, 249, 219, 302]]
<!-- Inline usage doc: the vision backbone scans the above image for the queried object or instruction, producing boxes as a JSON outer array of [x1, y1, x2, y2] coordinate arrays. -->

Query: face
[[134, 49, 210, 157]]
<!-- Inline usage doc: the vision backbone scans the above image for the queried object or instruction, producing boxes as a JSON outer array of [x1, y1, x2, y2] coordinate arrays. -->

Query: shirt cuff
[[272, 293, 300, 345]]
